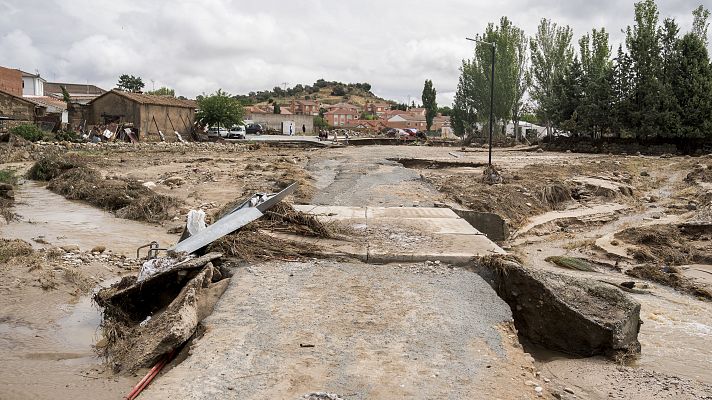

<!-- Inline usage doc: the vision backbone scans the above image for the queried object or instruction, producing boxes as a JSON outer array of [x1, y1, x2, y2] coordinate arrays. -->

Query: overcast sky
[[0, 0, 707, 105]]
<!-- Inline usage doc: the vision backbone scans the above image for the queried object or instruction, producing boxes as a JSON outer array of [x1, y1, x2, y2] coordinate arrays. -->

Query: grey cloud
[[1, 0, 708, 104]]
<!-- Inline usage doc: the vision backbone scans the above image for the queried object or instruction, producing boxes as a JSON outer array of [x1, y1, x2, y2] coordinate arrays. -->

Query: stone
[[535, 386, 543, 393], [564, 387, 575, 394], [143, 181, 157, 189], [60, 244, 80, 253], [640, 171, 649, 177], [91, 245, 106, 254]]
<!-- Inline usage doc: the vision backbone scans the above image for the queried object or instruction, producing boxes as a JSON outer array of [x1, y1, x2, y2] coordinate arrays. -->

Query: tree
[[529, 19, 574, 138], [331, 85, 346, 96], [577, 28, 614, 138], [511, 27, 529, 141], [421, 79, 437, 131], [273, 103, 281, 114], [692, 5, 711, 45], [625, 0, 664, 139], [146, 87, 175, 97], [452, 17, 528, 140], [438, 106, 453, 116], [196, 89, 244, 131], [116, 74, 145, 92], [671, 32, 712, 139], [551, 57, 584, 134]]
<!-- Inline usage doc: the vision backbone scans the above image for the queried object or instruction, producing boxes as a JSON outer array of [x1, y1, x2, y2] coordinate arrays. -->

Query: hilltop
[[235, 79, 395, 108]]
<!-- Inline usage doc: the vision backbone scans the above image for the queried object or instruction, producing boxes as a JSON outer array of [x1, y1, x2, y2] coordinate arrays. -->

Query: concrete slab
[[369, 217, 484, 235], [366, 207, 459, 219], [286, 205, 505, 264]]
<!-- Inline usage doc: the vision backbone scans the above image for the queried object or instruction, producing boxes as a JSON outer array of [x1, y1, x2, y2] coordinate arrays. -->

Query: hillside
[[235, 79, 394, 108]]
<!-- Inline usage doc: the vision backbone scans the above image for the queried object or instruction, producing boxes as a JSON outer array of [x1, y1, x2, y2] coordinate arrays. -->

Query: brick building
[[324, 107, 359, 127], [0, 67, 22, 97]]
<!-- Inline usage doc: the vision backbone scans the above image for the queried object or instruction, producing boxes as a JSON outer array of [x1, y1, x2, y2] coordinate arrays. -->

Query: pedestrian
[[289, 124, 293, 136], [302, 124, 306, 134], [344, 131, 350, 145]]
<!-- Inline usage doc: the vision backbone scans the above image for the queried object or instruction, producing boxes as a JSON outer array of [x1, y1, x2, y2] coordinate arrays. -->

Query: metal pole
[[488, 44, 495, 167]]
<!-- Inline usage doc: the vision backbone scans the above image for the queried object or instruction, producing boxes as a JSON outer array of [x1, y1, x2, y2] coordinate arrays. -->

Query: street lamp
[[466, 37, 495, 166]]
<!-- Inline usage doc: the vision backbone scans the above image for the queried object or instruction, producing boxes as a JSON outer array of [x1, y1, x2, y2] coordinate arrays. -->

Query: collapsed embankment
[[473, 256, 642, 358]]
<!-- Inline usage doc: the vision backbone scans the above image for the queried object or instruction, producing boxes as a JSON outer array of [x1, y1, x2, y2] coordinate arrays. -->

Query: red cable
[[124, 350, 175, 400]]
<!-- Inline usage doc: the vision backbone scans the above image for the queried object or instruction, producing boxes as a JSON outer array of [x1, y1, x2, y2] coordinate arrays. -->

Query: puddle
[[56, 277, 121, 351], [0, 181, 178, 255]]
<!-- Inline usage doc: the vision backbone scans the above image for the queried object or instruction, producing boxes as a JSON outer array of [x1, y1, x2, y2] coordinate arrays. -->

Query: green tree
[[196, 89, 244, 131], [116, 74, 145, 92], [611, 46, 635, 137], [577, 28, 614, 138], [421, 79, 437, 131], [452, 17, 528, 140], [146, 87, 175, 97], [529, 18, 574, 138], [625, 0, 664, 139], [273, 103, 281, 114], [671, 32, 712, 139], [551, 57, 584, 134], [692, 5, 710, 45]]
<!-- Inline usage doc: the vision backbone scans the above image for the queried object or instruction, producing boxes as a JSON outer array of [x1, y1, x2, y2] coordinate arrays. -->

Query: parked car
[[227, 125, 246, 139], [245, 123, 263, 135], [207, 127, 230, 137]]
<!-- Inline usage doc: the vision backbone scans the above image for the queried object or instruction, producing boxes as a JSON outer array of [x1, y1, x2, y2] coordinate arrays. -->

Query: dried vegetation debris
[[28, 155, 180, 223], [616, 225, 711, 265], [208, 202, 340, 261]]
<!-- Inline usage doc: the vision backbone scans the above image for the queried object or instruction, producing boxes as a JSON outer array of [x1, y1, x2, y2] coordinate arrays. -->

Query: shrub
[[10, 124, 45, 142]]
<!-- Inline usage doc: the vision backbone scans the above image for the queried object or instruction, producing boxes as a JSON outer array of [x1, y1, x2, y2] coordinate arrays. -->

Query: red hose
[[124, 350, 175, 400]]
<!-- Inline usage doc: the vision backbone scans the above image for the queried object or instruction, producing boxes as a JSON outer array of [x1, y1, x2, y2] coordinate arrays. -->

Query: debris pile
[[95, 252, 229, 372], [28, 155, 180, 223], [93, 183, 329, 372]]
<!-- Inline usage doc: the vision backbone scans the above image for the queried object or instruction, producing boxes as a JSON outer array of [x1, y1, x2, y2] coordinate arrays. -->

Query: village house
[[289, 99, 320, 115], [43, 82, 106, 105], [324, 107, 359, 127], [324, 102, 360, 113], [365, 101, 390, 116], [20, 70, 45, 97], [88, 90, 196, 141]]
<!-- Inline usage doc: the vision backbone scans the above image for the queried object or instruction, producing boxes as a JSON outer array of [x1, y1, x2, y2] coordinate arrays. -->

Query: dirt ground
[[1, 141, 712, 399]]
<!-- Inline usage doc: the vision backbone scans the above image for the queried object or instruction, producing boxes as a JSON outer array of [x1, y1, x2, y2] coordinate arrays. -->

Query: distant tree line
[[234, 79, 373, 105], [452, 0, 712, 143]]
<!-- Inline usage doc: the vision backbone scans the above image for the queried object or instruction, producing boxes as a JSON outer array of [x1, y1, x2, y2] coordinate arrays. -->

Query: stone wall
[[0, 91, 36, 121]]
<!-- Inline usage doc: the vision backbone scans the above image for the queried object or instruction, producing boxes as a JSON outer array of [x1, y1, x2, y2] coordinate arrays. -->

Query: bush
[[10, 124, 45, 142], [0, 169, 17, 185], [54, 130, 79, 142], [27, 155, 86, 181]]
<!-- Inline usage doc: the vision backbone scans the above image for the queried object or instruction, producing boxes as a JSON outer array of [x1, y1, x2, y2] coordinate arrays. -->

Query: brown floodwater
[[1, 181, 178, 255]]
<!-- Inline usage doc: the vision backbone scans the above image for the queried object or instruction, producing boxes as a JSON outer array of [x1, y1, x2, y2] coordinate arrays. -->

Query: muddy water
[[634, 291, 712, 384], [1, 181, 178, 255]]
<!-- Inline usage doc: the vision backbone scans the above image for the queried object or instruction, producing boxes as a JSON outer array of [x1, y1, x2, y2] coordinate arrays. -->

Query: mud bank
[[474, 258, 642, 357]]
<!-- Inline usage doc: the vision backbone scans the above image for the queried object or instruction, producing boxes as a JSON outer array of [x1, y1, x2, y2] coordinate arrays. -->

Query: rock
[[142, 181, 157, 189], [564, 387, 575, 394], [537, 148, 544, 153], [525, 380, 539, 386], [163, 176, 185, 187], [535, 386, 543, 393], [475, 259, 642, 357], [91, 245, 106, 254], [640, 171, 649, 176], [687, 202, 697, 211], [60, 244, 80, 253]]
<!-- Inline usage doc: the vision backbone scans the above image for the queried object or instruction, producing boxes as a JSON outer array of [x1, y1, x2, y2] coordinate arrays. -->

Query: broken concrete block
[[97, 262, 229, 372], [475, 259, 641, 357]]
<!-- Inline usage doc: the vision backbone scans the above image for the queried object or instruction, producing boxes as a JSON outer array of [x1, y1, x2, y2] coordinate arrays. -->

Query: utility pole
[[466, 37, 496, 167]]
